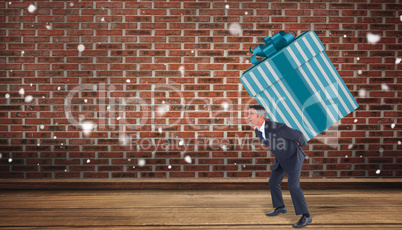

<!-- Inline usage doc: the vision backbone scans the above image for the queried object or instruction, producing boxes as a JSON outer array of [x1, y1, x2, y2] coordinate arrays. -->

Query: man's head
[[247, 105, 267, 127]]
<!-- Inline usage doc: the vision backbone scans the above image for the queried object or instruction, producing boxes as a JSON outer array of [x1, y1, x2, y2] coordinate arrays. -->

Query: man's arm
[[276, 123, 308, 147]]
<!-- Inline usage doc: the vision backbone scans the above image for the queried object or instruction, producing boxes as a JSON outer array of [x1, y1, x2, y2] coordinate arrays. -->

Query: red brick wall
[[1, 0, 401, 179]]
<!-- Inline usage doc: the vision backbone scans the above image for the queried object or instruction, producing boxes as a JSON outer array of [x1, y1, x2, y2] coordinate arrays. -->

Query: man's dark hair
[[248, 104, 267, 118]]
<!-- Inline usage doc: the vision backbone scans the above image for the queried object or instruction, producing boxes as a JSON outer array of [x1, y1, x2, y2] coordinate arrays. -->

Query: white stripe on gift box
[[286, 46, 301, 67], [256, 94, 278, 122], [310, 32, 325, 52], [294, 41, 341, 122], [257, 66, 273, 86], [241, 76, 257, 97], [295, 42, 309, 62], [264, 61, 317, 138], [249, 72, 265, 94], [302, 36, 316, 56]]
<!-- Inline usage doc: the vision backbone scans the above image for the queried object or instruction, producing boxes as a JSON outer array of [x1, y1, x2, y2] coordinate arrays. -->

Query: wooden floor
[[1, 189, 402, 229]]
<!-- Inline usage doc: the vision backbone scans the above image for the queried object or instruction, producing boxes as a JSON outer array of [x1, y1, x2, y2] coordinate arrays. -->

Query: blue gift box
[[241, 31, 359, 141]]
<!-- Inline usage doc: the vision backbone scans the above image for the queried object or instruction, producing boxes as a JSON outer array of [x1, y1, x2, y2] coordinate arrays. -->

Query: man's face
[[247, 108, 263, 127]]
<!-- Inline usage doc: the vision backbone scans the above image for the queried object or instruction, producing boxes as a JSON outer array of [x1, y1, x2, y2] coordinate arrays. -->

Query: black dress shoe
[[266, 207, 287, 216], [293, 215, 312, 228]]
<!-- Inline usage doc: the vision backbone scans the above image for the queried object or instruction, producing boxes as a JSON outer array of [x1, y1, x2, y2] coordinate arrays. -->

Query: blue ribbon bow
[[249, 31, 296, 65]]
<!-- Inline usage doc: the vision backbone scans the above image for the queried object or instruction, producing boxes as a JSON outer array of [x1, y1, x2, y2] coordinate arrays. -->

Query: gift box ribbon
[[249, 31, 297, 65]]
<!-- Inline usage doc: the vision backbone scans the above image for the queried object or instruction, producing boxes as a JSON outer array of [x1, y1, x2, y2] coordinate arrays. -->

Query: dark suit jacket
[[255, 120, 308, 173]]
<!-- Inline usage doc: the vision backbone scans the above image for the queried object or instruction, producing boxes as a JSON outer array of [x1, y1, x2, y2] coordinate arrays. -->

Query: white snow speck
[[400, 15, 402, 21], [5, 93, 10, 99], [179, 140, 184, 146], [46, 25, 51, 30], [357, 57, 360, 60], [245, 11, 248, 15], [225, 4, 229, 9], [21, 51, 24, 55], [354, 119, 358, 123], [184, 156, 192, 164], [376, 169, 381, 174], [0, 153, 2, 159], [348, 144, 354, 149], [19, 88, 24, 95], [343, 35, 347, 38], [133, 166, 135, 169], [65, 169, 68, 172], [126, 79, 130, 83], [70, 3, 74, 7], [138, 159, 145, 167], [25, 95, 33, 102], [101, 17, 105, 22], [358, 89, 366, 97], [229, 23, 242, 36], [345, 155, 348, 158], [367, 33, 381, 44], [8, 158, 13, 162], [60, 143, 63, 146], [28, 4, 36, 13], [398, 141, 401, 145], [40, 125, 44, 129], [157, 105, 168, 116], [379, 147, 384, 153], [54, 136, 57, 139], [117, 117, 121, 120], [360, 155, 362, 158], [128, 159, 131, 161], [37, 143, 40, 146], [162, 100, 165, 104], [358, 70, 362, 75], [396, 58, 401, 64], [86, 159, 90, 163], [30, 83, 32, 86], [178, 66, 185, 75], [222, 102, 229, 110], [77, 44, 85, 52], [381, 84, 389, 91], [245, 60, 250, 64], [222, 145, 227, 151], [158, 127, 163, 133], [81, 121, 94, 135], [9, 2, 11, 5], [391, 123, 395, 129], [84, 99, 87, 103], [168, 165, 172, 169], [191, 50, 194, 53], [57, 86, 60, 90]]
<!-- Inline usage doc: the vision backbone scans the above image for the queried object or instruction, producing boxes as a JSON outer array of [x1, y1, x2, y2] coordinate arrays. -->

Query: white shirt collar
[[258, 120, 265, 133]]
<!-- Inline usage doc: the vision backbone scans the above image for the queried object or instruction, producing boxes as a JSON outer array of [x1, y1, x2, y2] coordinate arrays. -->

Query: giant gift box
[[241, 31, 359, 141]]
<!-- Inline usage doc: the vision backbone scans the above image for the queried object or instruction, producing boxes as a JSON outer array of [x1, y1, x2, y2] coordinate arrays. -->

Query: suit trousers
[[268, 163, 309, 215]]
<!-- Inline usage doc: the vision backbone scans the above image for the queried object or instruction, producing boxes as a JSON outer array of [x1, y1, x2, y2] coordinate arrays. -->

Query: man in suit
[[247, 105, 312, 228]]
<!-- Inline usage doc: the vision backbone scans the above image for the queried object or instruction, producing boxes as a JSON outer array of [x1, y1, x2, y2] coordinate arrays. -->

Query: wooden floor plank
[[0, 189, 401, 229]]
